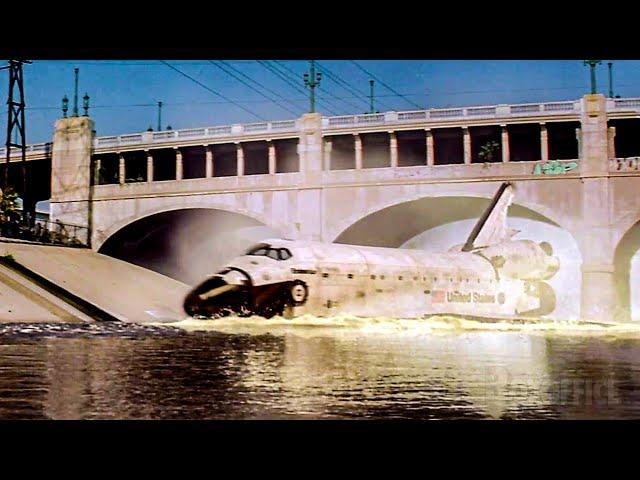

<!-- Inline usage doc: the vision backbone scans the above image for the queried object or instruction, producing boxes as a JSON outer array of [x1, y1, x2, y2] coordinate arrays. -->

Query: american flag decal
[[432, 290, 446, 303]]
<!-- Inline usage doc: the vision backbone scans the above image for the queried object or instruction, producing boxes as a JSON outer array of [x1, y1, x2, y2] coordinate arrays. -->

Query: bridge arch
[[98, 206, 280, 285], [332, 192, 582, 320], [95, 201, 280, 252], [332, 192, 575, 247], [613, 219, 640, 322]]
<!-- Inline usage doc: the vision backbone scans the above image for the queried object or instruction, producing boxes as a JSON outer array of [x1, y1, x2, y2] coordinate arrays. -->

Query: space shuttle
[[183, 182, 560, 321]]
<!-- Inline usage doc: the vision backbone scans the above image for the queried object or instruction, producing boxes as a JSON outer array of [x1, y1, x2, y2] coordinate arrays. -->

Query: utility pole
[[303, 60, 322, 113], [1, 60, 31, 218], [157, 101, 163, 131], [583, 60, 602, 95], [608, 62, 614, 98]]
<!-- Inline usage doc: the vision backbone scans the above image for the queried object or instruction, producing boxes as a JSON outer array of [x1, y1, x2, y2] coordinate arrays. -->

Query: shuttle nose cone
[[183, 275, 251, 318]]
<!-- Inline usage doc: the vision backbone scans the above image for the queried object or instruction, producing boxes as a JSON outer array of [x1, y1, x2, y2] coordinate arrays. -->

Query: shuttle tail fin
[[462, 182, 516, 252]]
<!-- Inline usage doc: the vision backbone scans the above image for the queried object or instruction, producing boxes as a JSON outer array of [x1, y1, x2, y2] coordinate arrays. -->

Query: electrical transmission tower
[[1, 59, 32, 221]]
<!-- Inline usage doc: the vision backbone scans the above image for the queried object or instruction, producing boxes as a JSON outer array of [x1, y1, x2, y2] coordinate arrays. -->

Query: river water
[[1, 315, 640, 419]]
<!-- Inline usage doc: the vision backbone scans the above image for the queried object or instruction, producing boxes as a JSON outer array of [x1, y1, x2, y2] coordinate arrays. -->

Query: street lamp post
[[72, 67, 79, 117], [303, 60, 322, 113], [583, 60, 602, 94], [608, 62, 614, 98], [369, 79, 375, 114], [83, 93, 90, 116]]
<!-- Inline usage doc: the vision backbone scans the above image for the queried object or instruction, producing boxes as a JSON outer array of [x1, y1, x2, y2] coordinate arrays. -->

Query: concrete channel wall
[[0, 241, 190, 323]]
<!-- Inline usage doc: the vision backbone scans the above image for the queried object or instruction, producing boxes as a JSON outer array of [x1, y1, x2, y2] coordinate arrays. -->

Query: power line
[[256, 61, 308, 96], [313, 61, 395, 112], [15, 85, 640, 118], [216, 60, 306, 114], [257, 61, 342, 115], [39, 61, 259, 66], [271, 60, 360, 114], [349, 60, 423, 110], [305, 63, 365, 111], [207, 60, 301, 117], [159, 60, 266, 121], [17, 80, 640, 115], [275, 60, 363, 111], [264, 61, 352, 115]]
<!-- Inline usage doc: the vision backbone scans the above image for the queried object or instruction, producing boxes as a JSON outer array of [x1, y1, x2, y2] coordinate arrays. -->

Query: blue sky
[[1, 60, 638, 144]]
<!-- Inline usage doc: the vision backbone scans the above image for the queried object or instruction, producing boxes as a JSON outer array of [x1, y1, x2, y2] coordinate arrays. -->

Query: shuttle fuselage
[[183, 183, 561, 321], [183, 238, 559, 320]]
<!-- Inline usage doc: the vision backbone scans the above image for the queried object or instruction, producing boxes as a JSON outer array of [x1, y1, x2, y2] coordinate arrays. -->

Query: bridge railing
[[93, 119, 299, 149], [612, 98, 640, 110], [0, 215, 88, 248], [4, 98, 640, 157], [89, 99, 589, 150], [321, 100, 583, 129], [0, 142, 52, 159], [610, 157, 640, 172]]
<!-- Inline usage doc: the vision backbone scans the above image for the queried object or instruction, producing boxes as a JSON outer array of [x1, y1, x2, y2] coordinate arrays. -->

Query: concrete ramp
[[0, 242, 191, 323], [0, 262, 94, 323]]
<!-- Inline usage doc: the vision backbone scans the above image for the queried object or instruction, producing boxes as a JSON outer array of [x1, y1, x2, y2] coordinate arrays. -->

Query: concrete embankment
[[0, 240, 191, 323], [0, 261, 94, 323]]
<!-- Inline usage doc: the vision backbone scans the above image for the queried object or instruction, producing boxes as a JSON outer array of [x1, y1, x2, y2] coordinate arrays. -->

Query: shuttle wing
[[462, 182, 516, 251]]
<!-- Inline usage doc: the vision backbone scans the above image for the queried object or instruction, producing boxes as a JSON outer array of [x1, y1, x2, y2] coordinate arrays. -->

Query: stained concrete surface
[[0, 241, 190, 323], [0, 262, 93, 323]]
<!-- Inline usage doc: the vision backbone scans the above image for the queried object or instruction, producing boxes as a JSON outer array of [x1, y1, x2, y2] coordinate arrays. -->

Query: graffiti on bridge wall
[[533, 161, 578, 175]]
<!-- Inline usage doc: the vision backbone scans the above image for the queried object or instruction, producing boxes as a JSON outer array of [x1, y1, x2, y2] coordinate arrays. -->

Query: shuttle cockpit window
[[246, 244, 293, 261], [246, 243, 270, 256], [267, 249, 280, 260], [278, 249, 292, 260]]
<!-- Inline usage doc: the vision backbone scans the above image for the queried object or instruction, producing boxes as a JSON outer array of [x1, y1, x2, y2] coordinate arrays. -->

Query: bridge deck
[[4, 97, 640, 161]]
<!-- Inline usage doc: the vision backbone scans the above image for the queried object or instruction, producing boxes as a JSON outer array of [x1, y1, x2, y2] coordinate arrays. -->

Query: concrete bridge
[[7, 94, 640, 323]]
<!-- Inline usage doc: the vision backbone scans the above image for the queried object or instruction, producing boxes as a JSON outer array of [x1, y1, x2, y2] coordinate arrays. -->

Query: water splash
[[162, 314, 640, 338]]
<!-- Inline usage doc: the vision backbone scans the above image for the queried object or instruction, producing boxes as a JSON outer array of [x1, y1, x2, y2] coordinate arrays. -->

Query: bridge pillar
[[576, 94, 624, 321], [540, 123, 548, 161], [581, 262, 619, 322], [93, 158, 101, 186], [501, 125, 510, 162], [205, 146, 213, 178], [389, 131, 398, 167], [146, 150, 153, 182], [323, 138, 331, 171], [49, 115, 95, 245], [577, 176, 624, 322], [236, 143, 244, 176], [118, 154, 125, 185], [354, 133, 363, 170], [426, 129, 434, 166], [268, 141, 276, 174], [294, 113, 323, 241], [615, 265, 631, 323], [175, 148, 183, 181], [576, 128, 582, 160], [463, 127, 471, 164], [580, 94, 608, 175], [298, 113, 323, 174], [608, 126, 616, 159]]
